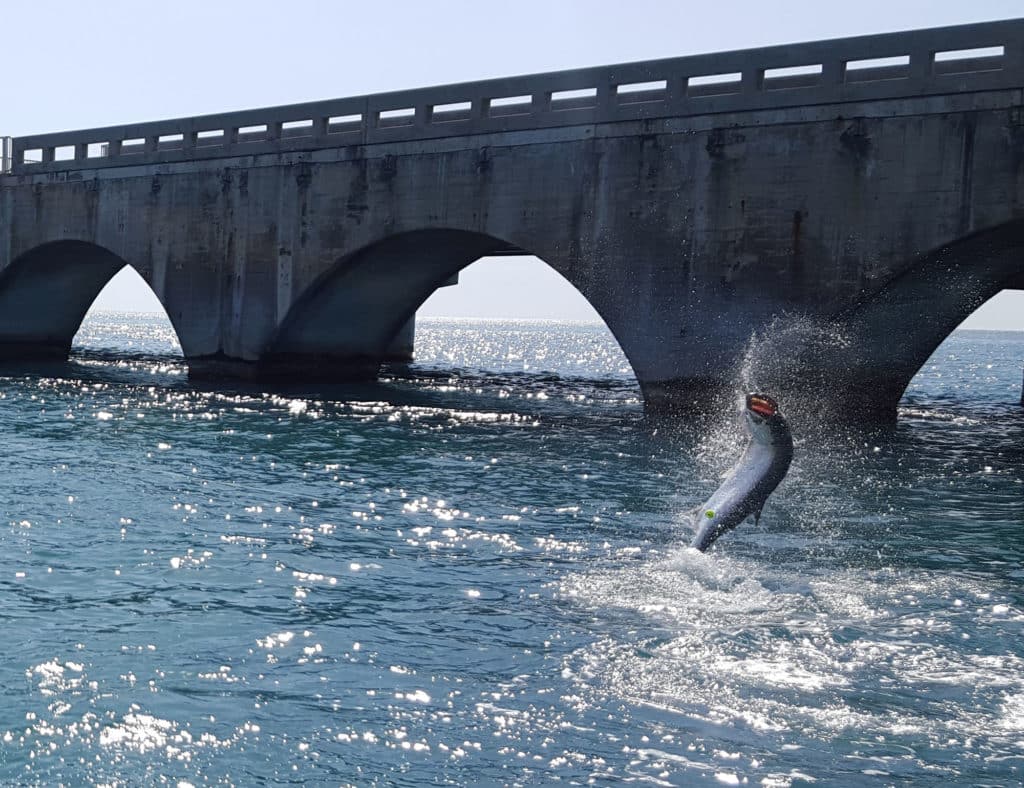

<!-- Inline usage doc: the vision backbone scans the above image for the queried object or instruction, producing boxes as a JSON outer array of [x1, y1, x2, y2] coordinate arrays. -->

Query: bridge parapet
[[7, 18, 1023, 175]]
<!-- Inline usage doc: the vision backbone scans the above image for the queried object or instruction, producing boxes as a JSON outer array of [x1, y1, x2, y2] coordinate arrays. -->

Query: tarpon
[[690, 393, 793, 552]]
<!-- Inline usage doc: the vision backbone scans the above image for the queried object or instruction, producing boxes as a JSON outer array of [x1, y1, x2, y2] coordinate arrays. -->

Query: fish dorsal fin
[[754, 505, 764, 525]]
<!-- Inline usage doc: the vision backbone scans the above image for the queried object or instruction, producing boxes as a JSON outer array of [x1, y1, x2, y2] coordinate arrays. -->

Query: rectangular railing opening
[[55, 145, 76, 161], [22, 148, 43, 165], [763, 64, 824, 90], [197, 130, 225, 147], [430, 101, 472, 123], [87, 142, 109, 158], [156, 134, 184, 151], [121, 138, 145, 154], [551, 87, 598, 110], [327, 114, 362, 134], [237, 125, 267, 142], [282, 120, 314, 138], [488, 95, 532, 117], [687, 72, 743, 97], [935, 44, 1005, 61], [615, 80, 667, 105], [934, 45, 1005, 75], [844, 55, 910, 83], [377, 108, 416, 128]]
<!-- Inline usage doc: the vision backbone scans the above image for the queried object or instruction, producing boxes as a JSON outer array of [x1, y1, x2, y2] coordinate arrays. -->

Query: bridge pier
[[187, 353, 382, 384], [383, 316, 415, 363], [638, 378, 737, 417], [0, 341, 72, 362]]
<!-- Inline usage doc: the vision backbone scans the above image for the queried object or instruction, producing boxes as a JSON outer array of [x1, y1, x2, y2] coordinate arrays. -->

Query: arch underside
[[0, 241, 134, 359], [264, 229, 638, 381], [835, 219, 1024, 416]]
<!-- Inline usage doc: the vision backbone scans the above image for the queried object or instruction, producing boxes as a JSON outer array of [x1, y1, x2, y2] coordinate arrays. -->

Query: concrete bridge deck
[[1, 18, 1023, 420]]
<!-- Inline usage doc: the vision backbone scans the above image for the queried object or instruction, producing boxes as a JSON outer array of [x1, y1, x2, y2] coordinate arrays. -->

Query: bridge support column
[[0, 341, 72, 361], [638, 377, 738, 418], [383, 316, 415, 362], [638, 351, 909, 424], [187, 353, 382, 384]]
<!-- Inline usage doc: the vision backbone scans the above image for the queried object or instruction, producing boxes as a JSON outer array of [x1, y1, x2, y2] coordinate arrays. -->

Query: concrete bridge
[[1, 19, 1023, 421]]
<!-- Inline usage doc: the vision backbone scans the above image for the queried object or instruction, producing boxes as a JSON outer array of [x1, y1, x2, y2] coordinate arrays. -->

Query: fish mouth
[[746, 393, 779, 418]]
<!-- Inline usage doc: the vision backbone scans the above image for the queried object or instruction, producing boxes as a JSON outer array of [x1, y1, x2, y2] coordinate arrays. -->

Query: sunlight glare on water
[[0, 311, 1019, 785]]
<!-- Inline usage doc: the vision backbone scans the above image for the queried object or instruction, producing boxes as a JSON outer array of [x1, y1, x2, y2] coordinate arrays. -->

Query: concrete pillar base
[[640, 377, 738, 418], [641, 370, 905, 426], [810, 372, 904, 426], [187, 353, 382, 383], [382, 316, 415, 362], [0, 341, 71, 361]]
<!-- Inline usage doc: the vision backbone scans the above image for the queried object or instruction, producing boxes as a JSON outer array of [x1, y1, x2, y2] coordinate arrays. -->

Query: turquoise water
[[0, 314, 1021, 785]]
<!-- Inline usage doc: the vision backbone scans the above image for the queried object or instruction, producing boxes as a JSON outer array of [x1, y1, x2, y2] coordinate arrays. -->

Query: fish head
[[743, 393, 790, 444]]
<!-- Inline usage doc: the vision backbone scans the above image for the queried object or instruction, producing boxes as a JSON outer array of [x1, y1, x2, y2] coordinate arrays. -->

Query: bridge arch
[[264, 228, 641, 387], [836, 220, 1024, 418], [0, 240, 186, 361]]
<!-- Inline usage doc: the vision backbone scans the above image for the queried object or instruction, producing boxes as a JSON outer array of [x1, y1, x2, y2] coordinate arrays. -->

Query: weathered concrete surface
[[1, 20, 1023, 420]]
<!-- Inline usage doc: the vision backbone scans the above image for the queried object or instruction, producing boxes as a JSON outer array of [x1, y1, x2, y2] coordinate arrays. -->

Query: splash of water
[[735, 314, 852, 432], [687, 314, 899, 550]]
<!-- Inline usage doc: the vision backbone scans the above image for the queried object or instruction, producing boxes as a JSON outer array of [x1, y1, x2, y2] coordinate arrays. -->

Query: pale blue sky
[[4, 0, 1021, 328]]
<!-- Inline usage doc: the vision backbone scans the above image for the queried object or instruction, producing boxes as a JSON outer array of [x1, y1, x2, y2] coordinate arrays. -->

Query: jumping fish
[[691, 393, 793, 552]]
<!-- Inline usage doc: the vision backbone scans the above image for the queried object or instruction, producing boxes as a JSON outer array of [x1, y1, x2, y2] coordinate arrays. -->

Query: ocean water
[[0, 313, 1022, 786]]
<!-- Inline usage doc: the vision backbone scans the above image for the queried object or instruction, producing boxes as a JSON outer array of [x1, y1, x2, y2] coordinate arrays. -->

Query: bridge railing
[[1, 137, 11, 174], [6, 18, 1024, 176]]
